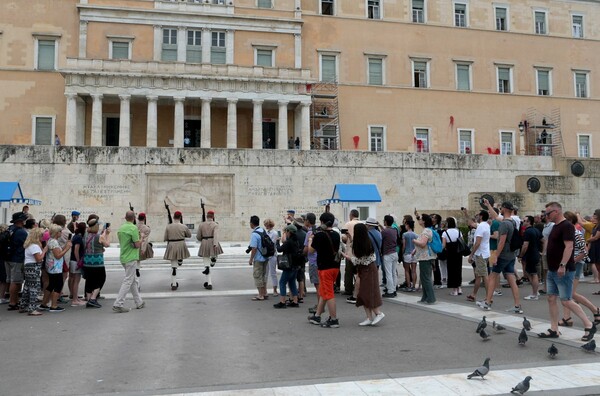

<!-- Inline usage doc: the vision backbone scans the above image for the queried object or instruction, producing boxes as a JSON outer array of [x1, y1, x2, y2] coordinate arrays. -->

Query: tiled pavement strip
[[101, 246, 599, 395]]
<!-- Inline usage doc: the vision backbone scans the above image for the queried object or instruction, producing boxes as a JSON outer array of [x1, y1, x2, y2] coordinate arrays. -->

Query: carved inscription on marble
[[248, 186, 294, 196], [79, 184, 132, 199]]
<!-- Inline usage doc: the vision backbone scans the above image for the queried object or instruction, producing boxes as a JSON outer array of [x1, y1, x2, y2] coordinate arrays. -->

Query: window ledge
[[107, 35, 135, 41]]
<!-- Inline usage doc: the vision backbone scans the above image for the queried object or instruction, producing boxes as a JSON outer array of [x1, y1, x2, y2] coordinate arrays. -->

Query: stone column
[[277, 100, 289, 150], [118, 95, 131, 147], [300, 102, 310, 150], [173, 96, 185, 148], [226, 99, 238, 149], [146, 95, 158, 148], [90, 93, 103, 147], [153, 25, 162, 61], [201, 98, 212, 148], [202, 28, 211, 63], [252, 99, 264, 149], [79, 21, 88, 58], [294, 34, 302, 68], [225, 30, 234, 64], [177, 27, 186, 62], [65, 93, 78, 146]]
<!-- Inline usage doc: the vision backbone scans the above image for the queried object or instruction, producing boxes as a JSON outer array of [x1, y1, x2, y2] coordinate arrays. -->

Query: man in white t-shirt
[[466, 210, 491, 302]]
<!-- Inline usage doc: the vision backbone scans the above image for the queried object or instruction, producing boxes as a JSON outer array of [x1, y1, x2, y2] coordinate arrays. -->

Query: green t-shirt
[[118, 221, 140, 264], [490, 220, 500, 251]]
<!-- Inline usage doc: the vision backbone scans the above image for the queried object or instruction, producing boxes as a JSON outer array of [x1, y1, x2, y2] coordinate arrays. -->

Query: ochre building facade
[[1, 0, 600, 157]]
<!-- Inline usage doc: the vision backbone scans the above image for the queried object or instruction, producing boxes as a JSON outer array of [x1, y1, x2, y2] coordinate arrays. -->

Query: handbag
[[454, 233, 471, 257], [277, 254, 293, 270]]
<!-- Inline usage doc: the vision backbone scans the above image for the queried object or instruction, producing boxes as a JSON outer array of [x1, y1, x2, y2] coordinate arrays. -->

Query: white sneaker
[[476, 301, 491, 310], [524, 295, 539, 300], [359, 318, 373, 326], [493, 290, 503, 296], [371, 312, 385, 325]]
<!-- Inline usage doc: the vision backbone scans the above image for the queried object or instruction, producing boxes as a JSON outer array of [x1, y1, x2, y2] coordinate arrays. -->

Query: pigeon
[[518, 328, 528, 345], [492, 321, 506, 332], [467, 357, 490, 380], [476, 316, 487, 333], [523, 317, 532, 331], [548, 343, 558, 359], [511, 376, 532, 394], [581, 339, 596, 353], [479, 328, 491, 341]]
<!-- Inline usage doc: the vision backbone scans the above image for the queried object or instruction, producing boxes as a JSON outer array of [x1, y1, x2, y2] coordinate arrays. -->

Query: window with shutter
[[162, 29, 177, 61], [368, 58, 383, 85], [321, 55, 337, 82], [34, 117, 53, 145], [111, 42, 129, 60], [412, 0, 424, 23], [495, 7, 507, 31], [456, 64, 470, 91], [37, 40, 56, 70], [537, 70, 550, 96]]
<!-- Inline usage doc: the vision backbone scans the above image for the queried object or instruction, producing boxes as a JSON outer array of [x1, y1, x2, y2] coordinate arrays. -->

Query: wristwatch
[[559, 263, 566, 268]]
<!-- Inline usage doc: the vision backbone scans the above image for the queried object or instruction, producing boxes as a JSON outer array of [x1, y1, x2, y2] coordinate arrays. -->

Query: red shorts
[[318, 268, 339, 300]]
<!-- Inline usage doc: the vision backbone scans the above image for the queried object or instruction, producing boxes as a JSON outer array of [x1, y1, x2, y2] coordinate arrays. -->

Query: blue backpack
[[427, 227, 443, 254]]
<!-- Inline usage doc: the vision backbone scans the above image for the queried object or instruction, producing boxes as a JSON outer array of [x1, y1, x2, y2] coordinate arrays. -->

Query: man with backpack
[[478, 201, 523, 314], [5, 212, 29, 310], [248, 215, 273, 301]]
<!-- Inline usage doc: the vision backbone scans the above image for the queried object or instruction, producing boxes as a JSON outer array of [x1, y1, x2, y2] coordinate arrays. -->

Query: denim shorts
[[574, 262, 584, 278], [546, 270, 574, 301], [491, 256, 515, 274]]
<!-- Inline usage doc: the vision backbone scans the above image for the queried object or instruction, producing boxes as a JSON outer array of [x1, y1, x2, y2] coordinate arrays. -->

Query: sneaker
[[538, 289, 547, 295], [371, 312, 385, 325], [112, 306, 130, 313], [346, 296, 357, 304], [382, 292, 396, 298], [320, 317, 339, 328], [49, 306, 65, 313], [359, 318, 373, 326], [136, 302, 145, 309], [308, 305, 317, 314], [286, 302, 300, 308], [273, 302, 287, 309], [38, 304, 50, 311], [308, 315, 321, 325], [524, 295, 539, 301], [57, 296, 69, 304], [86, 300, 101, 308], [476, 301, 491, 311], [506, 305, 524, 314], [493, 290, 503, 296]]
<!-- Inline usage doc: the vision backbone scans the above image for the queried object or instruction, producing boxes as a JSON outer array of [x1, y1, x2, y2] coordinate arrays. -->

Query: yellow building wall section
[[0, 71, 66, 144], [86, 22, 154, 61], [234, 31, 295, 68], [87, 0, 154, 9]]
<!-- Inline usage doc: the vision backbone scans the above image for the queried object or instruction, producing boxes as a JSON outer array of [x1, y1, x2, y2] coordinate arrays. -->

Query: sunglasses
[[544, 209, 556, 216]]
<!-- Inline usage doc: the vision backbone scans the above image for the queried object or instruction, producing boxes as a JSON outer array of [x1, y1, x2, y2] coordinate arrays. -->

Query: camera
[[245, 246, 252, 254]]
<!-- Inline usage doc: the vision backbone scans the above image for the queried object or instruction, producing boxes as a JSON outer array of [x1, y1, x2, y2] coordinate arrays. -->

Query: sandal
[[582, 323, 597, 342], [466, 295, 475, 302], [538, 329, 560, 338], [251, 296, 265, 301], [558, 317, 573, 327]]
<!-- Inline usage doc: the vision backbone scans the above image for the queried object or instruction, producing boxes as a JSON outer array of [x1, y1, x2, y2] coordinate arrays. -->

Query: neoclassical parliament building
[[1, 0, 600, 158]]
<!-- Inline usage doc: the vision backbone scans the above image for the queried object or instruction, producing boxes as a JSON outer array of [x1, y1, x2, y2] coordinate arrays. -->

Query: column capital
[[178, 26, 186, 31], [154, 24, 162, 29], [277, 100, 290, 106], [201, 98, 212, 104], [146, 95, 159, 102], [65, 93, 78, 100], [227, 98, 238, 104], [118, 94, 131, 101], [253, 99, 264, 105], [173, 96, 186, 103], [300, 101, 311, 108], [80, 20, 89, 26], [91, 93, 103, 100]]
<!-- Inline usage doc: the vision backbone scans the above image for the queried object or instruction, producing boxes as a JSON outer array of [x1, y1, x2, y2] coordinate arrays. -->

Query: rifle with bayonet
[[164, 200, 173, 224], [129, 202, 136, 225], [201, 199, 206, 222]]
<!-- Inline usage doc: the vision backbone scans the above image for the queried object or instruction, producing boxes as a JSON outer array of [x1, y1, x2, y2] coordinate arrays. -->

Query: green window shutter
[[256, 49, 272, 67], [38, 40, 55, 70], [538, 70, 549, 92], [258, 0, 272, 8]]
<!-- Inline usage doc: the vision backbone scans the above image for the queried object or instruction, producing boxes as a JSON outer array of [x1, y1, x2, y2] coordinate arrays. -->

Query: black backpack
[[509, 220, 523, 251], [254, 229, 275, 258], [0, 228, 13, 261]]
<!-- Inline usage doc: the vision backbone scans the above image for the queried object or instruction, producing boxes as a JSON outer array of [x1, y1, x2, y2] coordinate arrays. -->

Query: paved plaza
[[1, 243, 599, 396]]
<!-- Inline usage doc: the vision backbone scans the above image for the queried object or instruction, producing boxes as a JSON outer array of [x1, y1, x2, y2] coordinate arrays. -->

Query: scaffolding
[[310, 79, 340, 150], [524, 108, 564, 157]]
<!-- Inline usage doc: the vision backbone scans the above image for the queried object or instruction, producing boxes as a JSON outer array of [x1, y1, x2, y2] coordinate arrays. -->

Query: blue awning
[[0, 182, 42, 205], [318, 184, 381, 205]]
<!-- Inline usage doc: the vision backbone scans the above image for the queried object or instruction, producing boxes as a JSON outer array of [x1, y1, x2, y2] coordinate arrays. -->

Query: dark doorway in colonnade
[[262, 120, 276, 149], [106, 117, 120, 146], [184, 120, 201, 148]]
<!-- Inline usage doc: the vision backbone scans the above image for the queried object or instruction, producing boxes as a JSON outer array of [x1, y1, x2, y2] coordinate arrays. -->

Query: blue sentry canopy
[[0, 182, 42, 205], [318, 184, 381, 205]]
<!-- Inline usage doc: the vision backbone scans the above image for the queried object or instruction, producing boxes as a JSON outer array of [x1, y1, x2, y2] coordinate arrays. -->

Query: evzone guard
[[163, 206, 191, 290], [196, 203, 223, 290]]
